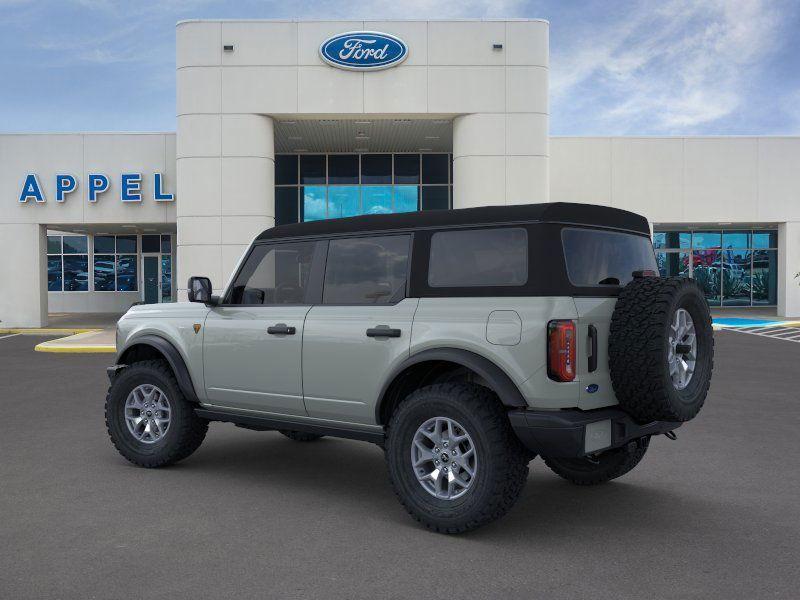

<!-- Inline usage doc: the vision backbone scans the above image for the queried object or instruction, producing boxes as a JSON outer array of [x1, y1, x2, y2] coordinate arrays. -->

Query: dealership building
[[1, 18, 799, 327]]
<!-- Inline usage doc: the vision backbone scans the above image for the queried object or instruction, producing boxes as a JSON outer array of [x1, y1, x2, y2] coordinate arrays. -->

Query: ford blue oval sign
[[319, 31, 408, 71]]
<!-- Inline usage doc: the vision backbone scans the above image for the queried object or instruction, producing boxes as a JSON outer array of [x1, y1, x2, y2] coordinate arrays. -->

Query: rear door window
[[562, 228, 657, 287], [323, 235, 410, 304], [428, 227, 528, 288]]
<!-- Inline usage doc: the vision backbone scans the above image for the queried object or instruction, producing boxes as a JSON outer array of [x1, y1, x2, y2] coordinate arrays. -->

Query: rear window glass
[[562, 228, 657, 286], [428, 228, 528, 288]]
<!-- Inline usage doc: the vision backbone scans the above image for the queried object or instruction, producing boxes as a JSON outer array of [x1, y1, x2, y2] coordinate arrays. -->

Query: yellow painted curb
[[0, 328, 100, 335], [34, 343, 116, 354]]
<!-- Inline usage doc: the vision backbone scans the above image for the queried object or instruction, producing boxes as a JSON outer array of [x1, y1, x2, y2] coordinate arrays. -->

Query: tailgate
[[574, 297, 618, 410]]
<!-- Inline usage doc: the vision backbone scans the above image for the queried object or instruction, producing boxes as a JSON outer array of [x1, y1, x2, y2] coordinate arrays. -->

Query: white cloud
[[551, 0, 791, 133]]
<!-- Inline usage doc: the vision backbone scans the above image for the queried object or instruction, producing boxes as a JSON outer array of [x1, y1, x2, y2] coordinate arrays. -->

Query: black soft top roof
[[256, 202, 649, 241]]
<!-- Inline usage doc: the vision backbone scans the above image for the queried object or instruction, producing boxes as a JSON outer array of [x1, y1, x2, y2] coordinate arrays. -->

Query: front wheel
[[543, 436, 650, 486], [386, 383, 529, 534], [105, 360, 208, 468]]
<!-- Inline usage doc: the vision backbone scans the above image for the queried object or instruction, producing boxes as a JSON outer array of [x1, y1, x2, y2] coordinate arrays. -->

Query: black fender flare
[[116, 335, 200, 403], [376, 347, 528, 423]]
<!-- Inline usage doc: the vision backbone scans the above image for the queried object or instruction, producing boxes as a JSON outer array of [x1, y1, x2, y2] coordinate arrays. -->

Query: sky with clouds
[[0, 0, 798, 135]]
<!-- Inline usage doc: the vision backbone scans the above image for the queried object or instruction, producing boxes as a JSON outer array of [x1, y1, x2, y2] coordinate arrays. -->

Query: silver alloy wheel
[[411, 416, 477, 500], [668, 308, 697, 390], [125, 384, 172, 444]]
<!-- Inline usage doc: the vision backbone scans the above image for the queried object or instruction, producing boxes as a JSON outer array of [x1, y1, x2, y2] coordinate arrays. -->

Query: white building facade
[[1, 19, 799, 327]]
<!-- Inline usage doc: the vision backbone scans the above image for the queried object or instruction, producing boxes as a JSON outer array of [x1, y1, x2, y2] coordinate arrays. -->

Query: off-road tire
[[279, 430, 324, 442], [609, 276, 714, 423], [386, 383, 529, 534], [543, 436, 650, 485], [105, 359, 208, 468]]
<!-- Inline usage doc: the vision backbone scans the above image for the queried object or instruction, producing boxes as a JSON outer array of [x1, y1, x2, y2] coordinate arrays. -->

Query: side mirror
[[187, 276, 214, 304]]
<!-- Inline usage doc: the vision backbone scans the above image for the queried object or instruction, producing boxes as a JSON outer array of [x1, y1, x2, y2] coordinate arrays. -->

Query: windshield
[[562, 227, 658, 287]]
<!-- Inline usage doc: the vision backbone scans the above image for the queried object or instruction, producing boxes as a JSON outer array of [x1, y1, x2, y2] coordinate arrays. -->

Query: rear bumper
[[508, 407, 681, 458]]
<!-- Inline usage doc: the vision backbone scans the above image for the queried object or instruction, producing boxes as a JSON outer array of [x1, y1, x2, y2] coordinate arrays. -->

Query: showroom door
[[142, 255, 160, 304]]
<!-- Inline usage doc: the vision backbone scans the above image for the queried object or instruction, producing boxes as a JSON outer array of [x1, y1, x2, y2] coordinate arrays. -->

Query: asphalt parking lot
[[1, 330, 799, 599]]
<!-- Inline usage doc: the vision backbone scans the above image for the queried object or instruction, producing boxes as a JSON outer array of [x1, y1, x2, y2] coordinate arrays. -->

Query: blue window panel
[[117, 255, 138, 291], [94, 255, 116, 291], [94, 235, 115, 253], [394, 186, 419, 213], [47, 235, 62, 254], [721, 249, 751, 306], [691, 250, 721, 306], [302, 186, 327, 222], [753, 250, 777, 305], [362, 186, 393, 214], [653, 231, 690, 249], [300, 155, 326, 184], [752, 230, 778, 249], [47, 256, 62, 291], [722, 231, 750, 249], [116, 235, 137, 254], [161, 235, 172, 254], [692, 231, 721, 249], [63, 255, 89, 291], [394, 154, 420, 184], [327, 186, 360, 219], [161, 255, 172, 301], [142, 234, 160, 253], [62, 235, 88, 254]]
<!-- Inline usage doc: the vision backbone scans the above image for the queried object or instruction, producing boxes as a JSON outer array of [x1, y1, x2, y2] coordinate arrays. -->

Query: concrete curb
[[0, 328, 101, 335], [34, 342, 116, 354]]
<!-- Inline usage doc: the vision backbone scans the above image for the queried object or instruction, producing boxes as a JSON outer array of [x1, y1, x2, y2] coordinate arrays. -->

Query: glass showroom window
[[654, 229, 777, 307], [93, 235, 138, 292], [47, 235, 88, 292], [274, 153, 453, 225]]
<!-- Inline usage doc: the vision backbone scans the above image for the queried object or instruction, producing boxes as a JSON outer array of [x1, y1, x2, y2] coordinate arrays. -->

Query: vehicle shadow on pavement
[[111, 424, 785, 548]]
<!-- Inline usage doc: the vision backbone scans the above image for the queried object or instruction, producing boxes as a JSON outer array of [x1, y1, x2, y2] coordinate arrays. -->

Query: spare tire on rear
[[608, 276, 714, 423]]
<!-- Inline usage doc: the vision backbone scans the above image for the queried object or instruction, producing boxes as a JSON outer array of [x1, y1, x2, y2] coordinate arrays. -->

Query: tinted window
[[361, 154, 391, 184], [328, 155, 358, 184], [300, 155, 325, 184], [275, 155, 298, 185], [94, 235, 115, 253], [275, 187, 299, 226], [116, 235, 137, 253], [422, 154, 448, 184], [562, 228, 657, 287], [428, 228, 527, 288], [324, 235, 410, 304], [394, 154, 419, 184], [229, 241, 316, 305], [62, 235, 87, 254], [47, 235, 62, 254], [141, 234, 160, 253], [421, 186, 448, 211]]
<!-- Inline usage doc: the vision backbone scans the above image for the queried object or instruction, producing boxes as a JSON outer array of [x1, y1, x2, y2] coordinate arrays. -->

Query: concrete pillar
[[777, 221, 800, 317], [176, 114, 275, 299], [0, 224, 47, 327], [452, 113, 548, 209]]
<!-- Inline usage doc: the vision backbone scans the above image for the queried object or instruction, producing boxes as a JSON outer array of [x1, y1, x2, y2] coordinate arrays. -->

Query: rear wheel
[[279, 430, 324, 442], [386, 383, 529, 534], [105, 360, 208, 468], [543, 436, 650, 486]]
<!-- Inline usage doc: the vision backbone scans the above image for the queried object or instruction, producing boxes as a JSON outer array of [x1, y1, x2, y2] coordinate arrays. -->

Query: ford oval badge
[[320, 31, 408, 71], [586, 384, 599, 394]]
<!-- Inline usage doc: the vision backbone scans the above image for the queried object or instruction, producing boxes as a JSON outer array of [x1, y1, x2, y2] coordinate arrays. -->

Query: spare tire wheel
[[608, 276, 714, 423]]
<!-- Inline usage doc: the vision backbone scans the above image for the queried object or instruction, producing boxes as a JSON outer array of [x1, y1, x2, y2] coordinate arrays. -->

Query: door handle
[[267, 323, 296, 335], [588, 324, 598, 373], [366, 326, 401, 338]]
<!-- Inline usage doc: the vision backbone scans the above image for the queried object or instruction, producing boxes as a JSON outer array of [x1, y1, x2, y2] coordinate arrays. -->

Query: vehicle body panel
[[202, 305, 312, 415], [573, 297, 618, 410], [302, 298, 419, 424]]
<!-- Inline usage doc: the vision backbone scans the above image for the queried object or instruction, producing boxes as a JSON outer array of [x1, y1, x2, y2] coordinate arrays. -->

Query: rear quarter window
[[428, 227, 528, 288], [562, 228, 657, 287]]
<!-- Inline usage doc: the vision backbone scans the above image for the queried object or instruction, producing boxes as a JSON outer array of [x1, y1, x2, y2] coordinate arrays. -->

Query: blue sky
[[0, 0, 798, 135]]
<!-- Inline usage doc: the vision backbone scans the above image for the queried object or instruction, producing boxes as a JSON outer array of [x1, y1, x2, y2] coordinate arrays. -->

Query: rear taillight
[[547, 320, 576, 382]]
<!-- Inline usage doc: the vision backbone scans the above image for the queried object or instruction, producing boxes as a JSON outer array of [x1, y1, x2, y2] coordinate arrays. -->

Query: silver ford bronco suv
[[106, 203, 713, 533]]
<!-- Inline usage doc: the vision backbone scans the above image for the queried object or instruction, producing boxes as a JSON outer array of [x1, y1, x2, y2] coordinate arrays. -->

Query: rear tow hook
[[663, 430, 678, 441]]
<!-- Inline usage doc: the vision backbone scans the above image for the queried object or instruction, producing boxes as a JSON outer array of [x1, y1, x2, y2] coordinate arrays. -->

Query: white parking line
[[0, 333, 21, 341], [724, 327, 800, 343]]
